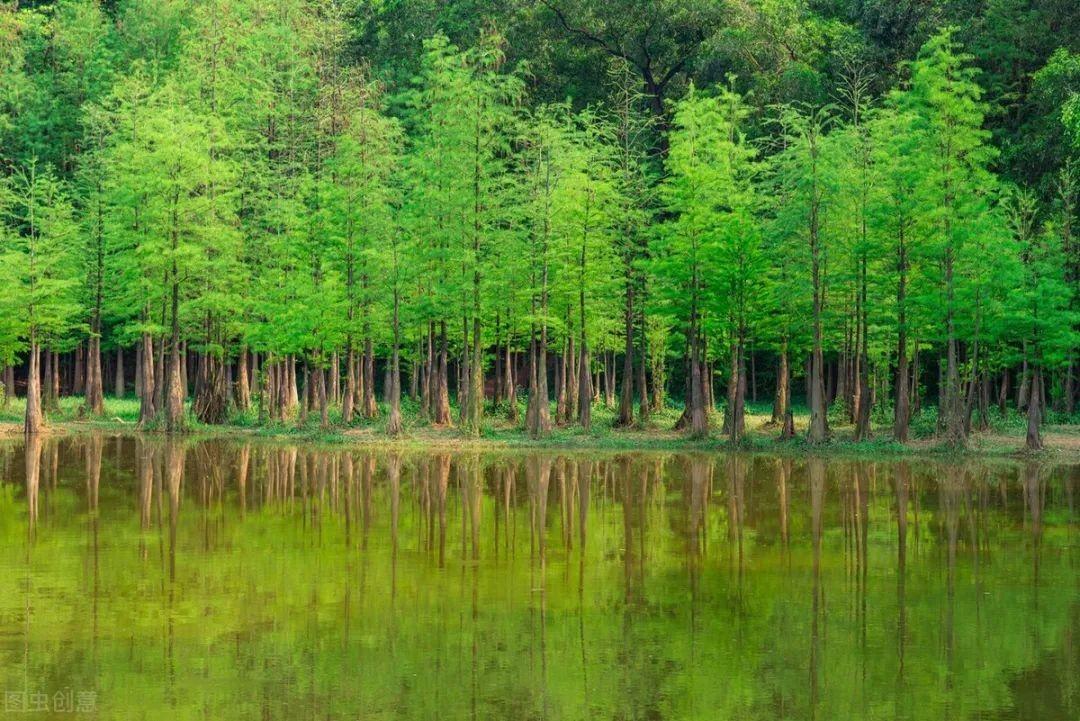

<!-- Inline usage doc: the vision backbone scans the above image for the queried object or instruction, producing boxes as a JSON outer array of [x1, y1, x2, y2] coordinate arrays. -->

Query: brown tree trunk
[[637, 320, 650, 424], [387, 288, 403, 436], [73, 343, 85, 396], [2, 366, 13, 407], [506, 345, 518, 424], [165, 338, 184, 432], [236, 347, 250, 411], [42, 350, 56, 413], [25, 340, 43, 434], [114, 347, 125, 398], [566, 335, 578, 423], [286, 355, 298, 412], [139, 333, 156, 426], [730, 343, 746, 444], [343, 345, 356, 423], [434, 323, 451, 425], [330, 352, 340, 406], [359, 340, 375, 418], [578, 340, 592, 431], [318, 366, 329, 429], [690, 322, 707, 437], [604, 351, 615, 407], [526, 329, 551, 437], [85, 335, 104, 415], [1026, 367, 1042, 450]]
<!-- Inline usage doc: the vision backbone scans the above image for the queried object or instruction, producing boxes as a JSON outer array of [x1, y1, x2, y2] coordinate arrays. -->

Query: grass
[[2, 393, 1078, 460]]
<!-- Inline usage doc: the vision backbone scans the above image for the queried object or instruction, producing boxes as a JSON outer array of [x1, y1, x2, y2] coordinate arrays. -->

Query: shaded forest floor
[[2, 395, 1079, 461]]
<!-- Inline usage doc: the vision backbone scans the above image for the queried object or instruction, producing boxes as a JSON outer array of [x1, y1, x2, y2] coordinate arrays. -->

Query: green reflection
[[0, 435, 1077, 720]]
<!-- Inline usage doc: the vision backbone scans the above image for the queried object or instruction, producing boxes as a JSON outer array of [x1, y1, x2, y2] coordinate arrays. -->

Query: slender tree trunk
[[526, 328, 552, 438], [330, 352, 340, 407], [1026, 367, 1042, 450], [578, 341, 592, 431], [73, 343, 85, 396], [42, 350, 57, 413], [236, 347, 250, 411], [617, 285, 634, 426], [318, 366, 329, 430], [387, 286, 403, 436], [604, 351, 615, 407], [139, 333, 155, 426], [180, 342, 189, 402], [506, 345, 518, 424], [343, 345, 355, 423], [435, 322, 451, 425], [494, 318, 504, 405], [25, 339, 43, 434], [165, 285, 184, 432], [359, 340, 375, 418], [114, 347, 125, 398], [637, 311, 649, 424], [2, 366, 13, 408], [690, 331, 706, 436], [730, 341, 746, 444], [85, 335, 104, 415]]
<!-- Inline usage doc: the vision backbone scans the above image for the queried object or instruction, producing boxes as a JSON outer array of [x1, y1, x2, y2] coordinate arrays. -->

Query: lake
[[0, 434, 1076, 720]]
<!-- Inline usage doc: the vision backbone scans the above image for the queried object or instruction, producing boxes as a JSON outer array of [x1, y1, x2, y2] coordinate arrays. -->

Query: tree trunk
[[115, 347, 125, 398], [526, 327, 552, 438], [637, 320, 650, 424], [895, 352, 910, 445], [25, 340, 43, 434], [1026, 367, 1042, 450], [506, 345, 518, 424], [617, 287, 634, 426], [139, 334, 155, 426], [690, 324, 707, 437], [330, 352, 340, 406], [578, 340, 592, 431], [42, 350, 57, 413], [318, 366, 329, 429], [165, 337, 184, 432], [977, 370, 990, 431], [343, 345, 356, 423], [604, 351, 615, 407], [387, 288, 403, 436], [808, 343, 828, 443], [435, 323, 451, 425], [236, 347, 250, 411], [85, 335, 104, 415], [730, 343, 746, 444], [73, 343, 85, 396]]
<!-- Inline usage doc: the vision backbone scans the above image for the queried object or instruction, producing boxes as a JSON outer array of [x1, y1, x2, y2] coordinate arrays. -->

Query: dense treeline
[[1, 0, 1078, 449]]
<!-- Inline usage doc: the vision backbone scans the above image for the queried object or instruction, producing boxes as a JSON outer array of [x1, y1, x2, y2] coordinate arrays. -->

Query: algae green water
[[0, 434, 1076, 720]]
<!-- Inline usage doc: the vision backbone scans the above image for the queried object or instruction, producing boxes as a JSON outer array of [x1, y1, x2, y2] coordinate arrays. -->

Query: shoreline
[[4, 416, 1079, 463]]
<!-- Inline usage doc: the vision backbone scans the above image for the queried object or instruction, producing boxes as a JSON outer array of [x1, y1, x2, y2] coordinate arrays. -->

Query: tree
[[1, 161, 80, 433], [1006, 189, 1076, 449], [770, 103, 837, 443], [903, 29, 999, 446]]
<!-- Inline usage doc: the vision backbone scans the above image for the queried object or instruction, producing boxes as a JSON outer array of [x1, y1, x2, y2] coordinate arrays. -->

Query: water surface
[[0, 434, 1076, 720]]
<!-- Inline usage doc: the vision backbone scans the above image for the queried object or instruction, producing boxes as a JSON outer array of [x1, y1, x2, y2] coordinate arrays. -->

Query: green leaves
[[0, 160, 81, 355]]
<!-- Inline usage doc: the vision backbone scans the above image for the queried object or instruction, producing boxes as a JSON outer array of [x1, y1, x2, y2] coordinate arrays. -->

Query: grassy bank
[[2, 394, 1079, 460]]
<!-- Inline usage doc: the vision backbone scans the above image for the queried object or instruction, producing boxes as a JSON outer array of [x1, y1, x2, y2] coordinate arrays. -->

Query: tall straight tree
[[771, 104, 837, 443], [654, 86, 734, 437], [1, 161, 80, 433], [869, 101, 923, 442], [903, 29, 999, 446], [1007, 190, 1076, 449]]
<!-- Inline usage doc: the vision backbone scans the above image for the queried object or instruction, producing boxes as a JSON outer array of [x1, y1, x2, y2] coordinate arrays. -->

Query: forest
[[1, 0, 1079, 450]]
